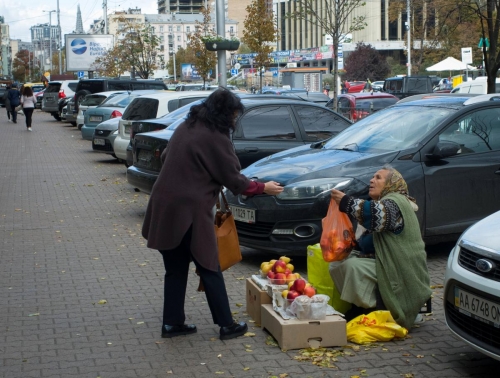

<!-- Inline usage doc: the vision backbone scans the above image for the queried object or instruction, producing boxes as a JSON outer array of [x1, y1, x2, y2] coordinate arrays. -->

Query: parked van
[[451, 77, 500, 94]]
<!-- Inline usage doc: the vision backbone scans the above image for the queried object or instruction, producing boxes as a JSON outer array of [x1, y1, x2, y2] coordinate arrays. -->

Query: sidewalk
[[1, 109, 499, 378]]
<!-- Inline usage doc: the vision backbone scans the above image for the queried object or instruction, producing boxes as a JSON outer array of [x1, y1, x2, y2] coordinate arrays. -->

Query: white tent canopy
[[426, 56, 476, 71]]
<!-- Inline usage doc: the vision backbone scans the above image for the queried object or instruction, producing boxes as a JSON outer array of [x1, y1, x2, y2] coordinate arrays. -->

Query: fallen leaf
[[217, 354, 222, 358], [235, 303, 243, 307], [166, 370, 173, 374], [107, 342, 112, 345], [236, 277, 245, 280], [155, 341, 165, 344], [215, 372, 224, 374], [243, 367, 250, 371], [416, 355, 424, 358], [429, 284, 444, 289], [244, 332, 256, 337], [28, 313, 40, 317], [245, 349, 253, 352], [97, 300, 107, 305], [136, 321, 144, 324], [244, 344, 252, 348]]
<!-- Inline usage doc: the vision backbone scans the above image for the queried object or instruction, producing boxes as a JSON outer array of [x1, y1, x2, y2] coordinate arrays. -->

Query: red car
[[327, 92, 399, 122], [347, 81, 366, 93]]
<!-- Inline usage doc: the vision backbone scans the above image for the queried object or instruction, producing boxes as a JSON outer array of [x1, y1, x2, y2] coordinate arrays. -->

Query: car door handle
[[244, 147, 259, 153]]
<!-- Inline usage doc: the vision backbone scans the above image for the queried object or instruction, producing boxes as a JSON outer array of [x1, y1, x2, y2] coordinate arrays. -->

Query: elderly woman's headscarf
[[379, 168, 418, 210]]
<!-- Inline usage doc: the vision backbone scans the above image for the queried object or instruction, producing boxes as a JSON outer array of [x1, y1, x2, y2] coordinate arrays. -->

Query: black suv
[[74, 79, 167, 111]]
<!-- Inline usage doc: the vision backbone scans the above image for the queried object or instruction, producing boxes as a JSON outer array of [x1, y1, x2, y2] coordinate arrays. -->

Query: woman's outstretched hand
[[264, 181, 283, 195], [331, 189, 345, 204]]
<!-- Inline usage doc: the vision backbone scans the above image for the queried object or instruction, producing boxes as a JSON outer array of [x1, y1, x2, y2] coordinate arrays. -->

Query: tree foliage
[[242, 0, 279, 89], [12, 49, 31, 82], [92, 17, 163, 78], [288, 0, 366, 109], [186, 5, 217, 85], [166, 46, 196, 83], [344, 43, 390, 81]]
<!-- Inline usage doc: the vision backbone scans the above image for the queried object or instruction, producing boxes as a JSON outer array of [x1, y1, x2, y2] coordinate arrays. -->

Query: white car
[[114, 91, 212, 166], [76, 91, 126, 129], [444, 210, 500, 361]]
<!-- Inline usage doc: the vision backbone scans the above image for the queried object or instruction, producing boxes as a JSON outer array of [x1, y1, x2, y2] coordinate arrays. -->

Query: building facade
[[0, 18, 12, 77], [30, 23, 60, 72]]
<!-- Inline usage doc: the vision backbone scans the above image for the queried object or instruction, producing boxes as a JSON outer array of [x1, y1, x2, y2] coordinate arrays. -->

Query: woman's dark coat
[[142, 120, 251, 272]]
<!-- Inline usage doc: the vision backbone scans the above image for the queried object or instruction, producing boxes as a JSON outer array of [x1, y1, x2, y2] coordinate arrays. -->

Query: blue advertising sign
[[181, 63, 202, 81]]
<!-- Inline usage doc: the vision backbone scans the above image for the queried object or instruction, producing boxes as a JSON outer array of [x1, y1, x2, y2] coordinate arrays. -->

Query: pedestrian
[[142, 89, 283, 340], [325, 82, 330, 96], [3, 84, 11, 121], [21, 86, 36, 131], [364, 78, 372, 92], [6, 84, 21, 124]]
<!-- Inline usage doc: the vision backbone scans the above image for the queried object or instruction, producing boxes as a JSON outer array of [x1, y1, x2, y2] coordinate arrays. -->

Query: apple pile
[[261, 256, 299, 285], [281, 278, 316, 301]]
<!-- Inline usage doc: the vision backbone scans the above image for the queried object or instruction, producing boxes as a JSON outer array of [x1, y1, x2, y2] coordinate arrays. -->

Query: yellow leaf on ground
[[97, 300, 107, 305], [243, 367, 250, 371], [244, 332, 256, 337], [235, 303, 243, 307]]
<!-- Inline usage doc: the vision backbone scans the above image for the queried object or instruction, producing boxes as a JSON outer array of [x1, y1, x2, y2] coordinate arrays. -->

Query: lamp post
[[406, 0, 411, 76], [43, 10, 56, 74]]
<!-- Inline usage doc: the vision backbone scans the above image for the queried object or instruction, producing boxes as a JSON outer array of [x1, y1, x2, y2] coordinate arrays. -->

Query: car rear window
[[46, 83, 61, 93], [77, 81, 104, 93], [122, 98, 159, 120], [31, 85, 45, 93], [355, 98, 398, 111], [67, 82, 78, 91], [81, 95, 107, 106], [100, 94, 138, 107]]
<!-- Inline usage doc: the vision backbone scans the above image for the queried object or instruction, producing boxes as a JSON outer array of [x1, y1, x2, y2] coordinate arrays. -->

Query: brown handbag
[[197, 189, 242, 291]]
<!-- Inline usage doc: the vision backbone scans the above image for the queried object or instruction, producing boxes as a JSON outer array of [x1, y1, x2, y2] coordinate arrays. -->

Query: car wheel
[[77, 124, 83, 130], [52, 112, 61, 121], [111, 154, 118, 159], [75, 90, 91, 111]]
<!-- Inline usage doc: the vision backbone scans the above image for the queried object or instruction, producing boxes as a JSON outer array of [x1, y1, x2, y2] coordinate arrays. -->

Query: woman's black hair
[[185, 88, 244, 134], [23, 86, 34, 97]]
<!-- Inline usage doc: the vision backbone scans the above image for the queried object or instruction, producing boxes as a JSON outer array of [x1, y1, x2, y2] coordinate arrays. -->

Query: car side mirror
[[426, 141, 461, 160]]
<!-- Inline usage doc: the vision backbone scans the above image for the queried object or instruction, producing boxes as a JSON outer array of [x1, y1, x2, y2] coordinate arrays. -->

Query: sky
[[0, 0, 158, 41]]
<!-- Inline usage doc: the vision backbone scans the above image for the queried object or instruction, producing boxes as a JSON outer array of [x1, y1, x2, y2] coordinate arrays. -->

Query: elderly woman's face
[[369, 169, 390, 200]]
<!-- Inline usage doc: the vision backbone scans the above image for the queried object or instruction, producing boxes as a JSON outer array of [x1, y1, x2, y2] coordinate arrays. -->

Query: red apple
[[273, 260, 287, 273], [294, 278, 307, 294], [274, 272, 287, 285], [287, 290, 300, 300], [304, 286, 316, 298], [267, 271, 275, 280], [284, 269, 292, 275], [285, 273, 297, 284]]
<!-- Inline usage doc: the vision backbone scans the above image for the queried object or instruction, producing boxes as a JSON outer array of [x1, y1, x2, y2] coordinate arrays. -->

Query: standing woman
[[142, 89, 283, 340], [7, 84, 20, 124], [21, 86, 36, 131], [3, 85, 12, 121]]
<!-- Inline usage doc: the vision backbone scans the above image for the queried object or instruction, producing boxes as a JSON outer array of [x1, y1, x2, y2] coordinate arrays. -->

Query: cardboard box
[[260, 304, 347, 350], [246, 278, 272, 325]]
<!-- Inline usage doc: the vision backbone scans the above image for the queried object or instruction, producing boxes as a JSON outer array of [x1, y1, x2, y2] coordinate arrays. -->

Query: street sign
[[461, 47, 473, 64], [272, 71, 278, 77], [77, 71, 85, 79], [231, 68, 238, 76], [478, 38, 490, 48], [234, 63, 241, 70]]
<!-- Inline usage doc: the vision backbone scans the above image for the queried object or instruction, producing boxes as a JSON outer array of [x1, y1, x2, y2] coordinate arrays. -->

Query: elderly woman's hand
[[331, 189, 345, 204], [263, 181, 283, 196]]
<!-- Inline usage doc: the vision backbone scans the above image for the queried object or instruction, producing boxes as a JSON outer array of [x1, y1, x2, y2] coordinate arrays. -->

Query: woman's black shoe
[[220, 321, 248, 340], [161, 324, 197, 338]]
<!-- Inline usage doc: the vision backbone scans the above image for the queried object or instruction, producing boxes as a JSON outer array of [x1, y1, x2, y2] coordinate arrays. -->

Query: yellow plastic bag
[[307, 244, 351, 313], [346, 310, 408, 345]]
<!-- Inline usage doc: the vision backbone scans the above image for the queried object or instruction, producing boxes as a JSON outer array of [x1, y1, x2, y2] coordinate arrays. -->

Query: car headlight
[[112, 130, 118, 135], [277, 178, 353, 200]]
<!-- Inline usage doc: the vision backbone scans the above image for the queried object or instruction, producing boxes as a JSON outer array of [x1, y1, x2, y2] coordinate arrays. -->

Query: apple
[[269, 259, 277, 265], [284, 269, 292, 275], [273, 260, 287, 273], [279, 256, 291, 264], [274, 272, 287, 285], [288, 281, 295, 290], [287, 290, 300, 300], [267, 271, 275, 280], [294, 278, 307, 294], [286, 273, 298, 284], [260, 261, 269, 270], [261, 263, 273, 274], [304, 286, 316, 298]]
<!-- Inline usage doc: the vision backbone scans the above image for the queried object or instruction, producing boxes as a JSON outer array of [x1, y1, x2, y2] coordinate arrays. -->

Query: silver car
[[92, 117, 122, 159], [444, 210, 500, 361]]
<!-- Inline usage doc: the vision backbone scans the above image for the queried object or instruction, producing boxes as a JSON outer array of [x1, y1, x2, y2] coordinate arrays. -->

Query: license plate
[[230, 205, 256, 223], [93, 138, 105, 146], [455, 287, 500, 327], [124, 124, 131, 134], [138, 150, 153, 166], [90, 116, 102, 122]]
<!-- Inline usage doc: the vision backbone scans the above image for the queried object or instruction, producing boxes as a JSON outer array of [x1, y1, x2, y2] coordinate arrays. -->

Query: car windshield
[[324, 105, 455, 153], [81, 94, 107, 106], [99, 94, 137, 108]]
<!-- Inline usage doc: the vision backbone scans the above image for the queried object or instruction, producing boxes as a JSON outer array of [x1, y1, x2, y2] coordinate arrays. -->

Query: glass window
[[67, 82, 78, 91], [81, 95, 107, 106], [295, 106, 350, 140], [122, 98, 159, 120], [160, 26, 164, 32], [177, 36, 181, 42], [337, 97, 351, 119], [240, 106, 296, 139], [439, 108, 500, 154], [177, 26, 180, 32], [168, 26, 172, 32], [186, 26, 190, 33]]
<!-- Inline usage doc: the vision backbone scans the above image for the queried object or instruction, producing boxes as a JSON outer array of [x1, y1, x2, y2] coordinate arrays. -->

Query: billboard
[[181, 64, 202, 81], [65, 34, 114, 71]]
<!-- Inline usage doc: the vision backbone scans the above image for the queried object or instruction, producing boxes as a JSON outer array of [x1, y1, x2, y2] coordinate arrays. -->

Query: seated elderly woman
[[329, 165, 431, 329]]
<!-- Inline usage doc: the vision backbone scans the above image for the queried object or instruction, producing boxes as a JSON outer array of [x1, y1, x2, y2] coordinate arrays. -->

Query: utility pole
[[406, 0, 411, 76], [103, 0, 108, 34], [43, 10, 56, 74], [57, 0, 62, 74], [216, 0, 226, 87]]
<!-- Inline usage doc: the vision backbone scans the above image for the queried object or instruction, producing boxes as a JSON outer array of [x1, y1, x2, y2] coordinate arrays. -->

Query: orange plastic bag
[[320, 198, 356, 262]]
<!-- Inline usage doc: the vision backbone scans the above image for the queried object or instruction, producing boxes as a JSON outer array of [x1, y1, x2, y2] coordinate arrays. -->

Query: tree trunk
[[333, 42, 338, 112]]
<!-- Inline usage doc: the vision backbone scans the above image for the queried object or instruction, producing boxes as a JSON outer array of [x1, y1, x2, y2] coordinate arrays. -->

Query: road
[[1, 109, 499, 377]]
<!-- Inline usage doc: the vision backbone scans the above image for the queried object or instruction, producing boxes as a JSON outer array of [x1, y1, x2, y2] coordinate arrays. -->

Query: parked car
[[263, 90, 331, 105], [444, 210, 500, 361], [327, 92, 399, 122], [23, 82, 45, 94], [73, 78, 167, 112], [61, 97, 77, 126], [371, 81, 384, 92], [42, 80, 79, 120], [115, 91, 213, 166], [450, 77, 500, 94], [35, 89, 45, 109], [175, 83, 210, 91], [127, 98, 352, 193], [92, 117, 122, 158], [81, 90, 163, 140], [347, 81, 366, 93], [76, 91, 125, 130], [222, 94, 500, 254]]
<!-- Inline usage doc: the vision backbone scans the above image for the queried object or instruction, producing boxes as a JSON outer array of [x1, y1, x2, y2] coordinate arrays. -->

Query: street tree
[[186, 5, 217, 86], [93, 17, 163, 79], [166, 46, 196, 82], [242, 0, 279, 90], [344, 43, 390, 82], [12, 49, 32, 82], [288, 0, 366, 109]]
